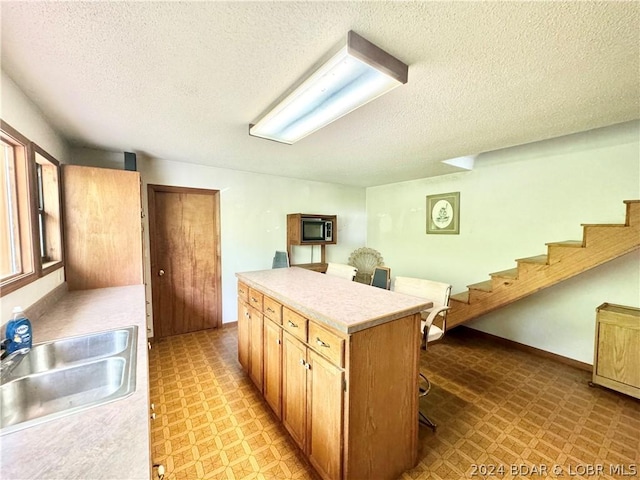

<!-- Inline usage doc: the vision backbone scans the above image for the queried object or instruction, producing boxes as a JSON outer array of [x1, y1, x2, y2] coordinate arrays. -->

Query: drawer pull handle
[[251, 296, 259, 303], [288, 320, 298, 328], [267, 307, 275, 313], [316, 338, 330, 348]]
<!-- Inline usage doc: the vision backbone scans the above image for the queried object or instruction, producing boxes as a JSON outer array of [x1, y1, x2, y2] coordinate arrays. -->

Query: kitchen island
[[236, 267, 431, 480]]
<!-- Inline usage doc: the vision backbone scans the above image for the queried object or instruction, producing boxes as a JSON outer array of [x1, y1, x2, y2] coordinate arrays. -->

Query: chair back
[[272, 251, 289, 268], [393, 276, 452, 343], [393, 277, 451, 309], [325, 262, 358, 281], [370, 266, 391, 289]]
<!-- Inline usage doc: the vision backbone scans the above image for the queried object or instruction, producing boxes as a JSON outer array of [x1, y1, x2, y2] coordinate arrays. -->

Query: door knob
[[158, 269, 165, 276]]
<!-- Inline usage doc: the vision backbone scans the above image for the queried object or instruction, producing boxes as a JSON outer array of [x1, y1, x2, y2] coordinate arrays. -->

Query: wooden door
[[237, 299, 250, 371], [282, 332, 307, 450], [148, 185, 221, 338], [264, 318, 283, 418], [63, 166, 143, 290], [308, 349, 344, 480], [249, 308, 264, 390]]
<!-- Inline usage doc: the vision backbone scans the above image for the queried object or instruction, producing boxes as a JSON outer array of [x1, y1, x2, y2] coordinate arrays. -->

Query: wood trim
[[147, 184, 216, 196], [458, 326, 592, 371], [0, 121, 37, 296]]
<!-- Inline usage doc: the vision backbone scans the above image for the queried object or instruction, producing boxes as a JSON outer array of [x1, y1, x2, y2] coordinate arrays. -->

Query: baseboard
[[457, 326, 592, 372], [222, 320, 238, 329]]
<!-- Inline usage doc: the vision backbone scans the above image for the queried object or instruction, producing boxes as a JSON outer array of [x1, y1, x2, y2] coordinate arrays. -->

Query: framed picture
[[426, 192, 460, 234]]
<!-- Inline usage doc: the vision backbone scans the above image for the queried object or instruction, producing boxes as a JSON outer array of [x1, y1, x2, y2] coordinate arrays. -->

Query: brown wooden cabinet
[[286, 213, 337, 270], [237, 283, 263, 386], [249, 308, 264, 390], [263, 317, 283, 418], [282, 332, 344, 480], [236, 277, 419, 480], [282, 331, 308, 449], [62, 165, 143, 290], [237, 297, 250, 371], [237, 283, 250, 371], [307, 349, 344, 480], [592, 303, 640, 399]]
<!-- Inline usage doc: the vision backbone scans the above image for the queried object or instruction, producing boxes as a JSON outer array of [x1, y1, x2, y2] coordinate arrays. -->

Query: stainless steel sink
[[8, 328, 132, 378], [0, 326, 137, 435]]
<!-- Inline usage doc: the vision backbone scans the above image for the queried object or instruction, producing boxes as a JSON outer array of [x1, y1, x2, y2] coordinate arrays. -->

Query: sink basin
[[0, 326, 137, 435], [7, 327, 133, 378]]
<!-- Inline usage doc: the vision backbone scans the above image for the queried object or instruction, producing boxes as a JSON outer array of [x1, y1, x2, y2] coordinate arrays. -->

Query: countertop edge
[[0, 284, 151, 480], [236, 269, 431, 334]]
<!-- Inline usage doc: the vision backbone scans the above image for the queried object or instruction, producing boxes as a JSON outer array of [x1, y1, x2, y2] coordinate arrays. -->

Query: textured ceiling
[[1, 1, 638, 187]]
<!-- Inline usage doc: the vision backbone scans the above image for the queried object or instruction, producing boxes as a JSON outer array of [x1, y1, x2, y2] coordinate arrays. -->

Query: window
[[1, 138, 22, 277], [33, 145, 63, 273], [0, 121, 63, 296]]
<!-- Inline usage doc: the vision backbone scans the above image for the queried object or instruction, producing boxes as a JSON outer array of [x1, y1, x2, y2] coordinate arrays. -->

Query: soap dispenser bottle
[[5, 306, 32, 354]]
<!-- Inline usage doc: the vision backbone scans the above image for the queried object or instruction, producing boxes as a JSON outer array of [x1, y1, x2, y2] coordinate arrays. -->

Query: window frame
[[0, 120, 64, 296], [32, 143, 64, 277]]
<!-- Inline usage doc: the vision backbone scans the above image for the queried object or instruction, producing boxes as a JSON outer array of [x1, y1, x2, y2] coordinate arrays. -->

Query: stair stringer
[[447, 200, 640, 329]]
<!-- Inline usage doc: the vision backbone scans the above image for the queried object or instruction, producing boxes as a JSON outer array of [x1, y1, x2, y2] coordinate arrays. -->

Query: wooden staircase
[[447, 200, 640, 329]]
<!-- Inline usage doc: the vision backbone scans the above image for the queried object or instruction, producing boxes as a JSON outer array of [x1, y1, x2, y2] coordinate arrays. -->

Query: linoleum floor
[[149, 326, 639, 480]]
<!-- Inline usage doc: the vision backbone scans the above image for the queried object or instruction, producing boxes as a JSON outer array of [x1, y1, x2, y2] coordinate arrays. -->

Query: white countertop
[[236, 267, 431, 334], [0, 285, 150, 480]]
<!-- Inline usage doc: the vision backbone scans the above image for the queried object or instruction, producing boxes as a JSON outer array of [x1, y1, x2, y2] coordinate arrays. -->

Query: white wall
[[1, 70, 69, 321], [69, 149, 367, 334], [366, 121, 640, 364]]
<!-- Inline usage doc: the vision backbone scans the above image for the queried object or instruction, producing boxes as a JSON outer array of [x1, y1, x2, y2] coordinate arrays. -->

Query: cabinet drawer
[[248, 288, 264, 311], [263, 296, 282, 324], [238, 282, 249, 303], [283, 308, 308, 342], [308, 322, 345, 368]]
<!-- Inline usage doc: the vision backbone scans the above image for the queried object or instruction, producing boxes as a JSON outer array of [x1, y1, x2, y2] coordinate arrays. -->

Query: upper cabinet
[[287, 214, 337, 246], [287, 214, 337, 270], [62, 165, 143, 290]]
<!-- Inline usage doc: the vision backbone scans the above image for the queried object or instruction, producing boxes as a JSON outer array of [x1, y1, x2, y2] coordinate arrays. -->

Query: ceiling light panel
[[249, 31, 409, 144]]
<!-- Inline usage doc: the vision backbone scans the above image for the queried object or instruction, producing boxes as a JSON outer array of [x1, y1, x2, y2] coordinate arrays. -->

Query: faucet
[[0, 338, 30, 383]]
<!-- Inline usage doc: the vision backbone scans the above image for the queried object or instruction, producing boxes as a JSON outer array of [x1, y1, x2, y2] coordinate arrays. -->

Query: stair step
[[450, 291, 469, 304], [516, 254, 548, 265], [581, 223, 625, 227], [490, 268, 519, 279], [467, 279, 493, 292], [546, 240, 584, 247], [447, 199, 640, 328]]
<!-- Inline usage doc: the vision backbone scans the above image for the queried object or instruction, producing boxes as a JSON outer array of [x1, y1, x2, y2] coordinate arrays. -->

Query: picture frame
[[426, 192, 460, 234]]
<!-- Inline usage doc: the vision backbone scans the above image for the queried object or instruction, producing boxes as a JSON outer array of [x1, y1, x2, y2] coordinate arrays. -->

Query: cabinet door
[[237, 299, 250, 372], [63, 165, 143, 290], [308, 349, 344, 480], [249, 308, 264, 391], [282, 332, 307, 450], [264, 318, 283, 418]]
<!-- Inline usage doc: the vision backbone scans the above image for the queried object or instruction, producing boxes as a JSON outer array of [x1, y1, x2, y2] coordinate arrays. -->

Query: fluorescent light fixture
[[249, 31, 408, 144]]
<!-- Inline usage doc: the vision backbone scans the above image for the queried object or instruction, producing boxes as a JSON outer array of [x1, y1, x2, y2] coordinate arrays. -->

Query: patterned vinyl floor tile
[[149, 326, 639, 480]]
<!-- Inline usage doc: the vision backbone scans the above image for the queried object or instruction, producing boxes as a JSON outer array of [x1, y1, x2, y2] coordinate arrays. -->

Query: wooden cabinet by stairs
[[448, 200, 640, 328]]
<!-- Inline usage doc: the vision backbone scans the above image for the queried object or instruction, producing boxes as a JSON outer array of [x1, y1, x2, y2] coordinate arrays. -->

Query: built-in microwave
[[301, 218, 333, 242]]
